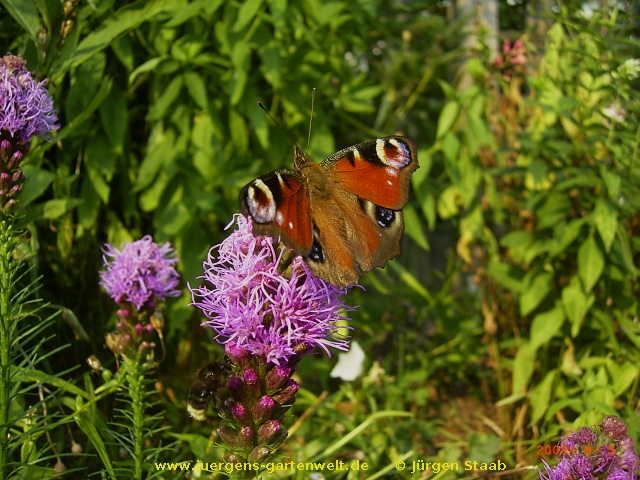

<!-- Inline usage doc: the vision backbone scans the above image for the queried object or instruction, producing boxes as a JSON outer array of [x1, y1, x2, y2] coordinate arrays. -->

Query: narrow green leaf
[[233, 0, 264, 31], [75, 399, 118, 480], [592, 198, 617, 252], [128, 55, 169, 86], [512, 343, 535, 394], [403, 204, 429, 251], [520, 270, 553, 316], [530, 304, 565, 351], [436, 101, 460, 139], [148, 75, 183, 120], [530, 370, 557, 425], [57, 78, 113, 141], [2, 0, 41, 39], [98, 85, 127, 153], [577, 233, 604, 292], [184, 71, 209, 110], [51, 0, 167, 81], [561, 275, 594, 336], [20, 165, 56, 206], [43, 199, 84, 219], [230, 41, 251, 105], [609, 361, 637, 397]]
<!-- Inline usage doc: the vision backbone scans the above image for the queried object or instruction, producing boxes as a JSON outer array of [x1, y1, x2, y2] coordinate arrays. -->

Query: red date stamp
[[537, 445, 616, 456]]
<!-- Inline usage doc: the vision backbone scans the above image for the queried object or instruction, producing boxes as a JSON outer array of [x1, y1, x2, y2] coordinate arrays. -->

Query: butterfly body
[[240, 136, 418, 287]]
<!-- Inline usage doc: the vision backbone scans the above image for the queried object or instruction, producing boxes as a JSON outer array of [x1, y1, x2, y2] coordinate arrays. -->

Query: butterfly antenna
[[306, 88, 315, 154], [257, 101, 301, 150]]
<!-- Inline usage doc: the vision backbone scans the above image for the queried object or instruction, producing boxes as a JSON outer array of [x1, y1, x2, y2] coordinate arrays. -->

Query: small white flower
[[330, 341, 365, 381]]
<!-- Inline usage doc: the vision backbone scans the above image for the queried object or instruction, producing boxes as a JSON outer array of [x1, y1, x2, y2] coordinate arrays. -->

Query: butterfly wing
[[303, 136, 418, 287], [239, 169, 313, 255], [321, 136, 418, 209]]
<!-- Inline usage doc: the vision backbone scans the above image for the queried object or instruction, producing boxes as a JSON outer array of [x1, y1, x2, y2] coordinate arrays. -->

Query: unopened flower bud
[[218, 425, 239, 446], [271, 379, 298, 405], [7, 151, 23, 170], [265, 366, 291, 393], [7, 184, 21, 198], [0, 140, 11, 161], [243, 369, 261, 397], [237, 426, 254, 449], [248, 446, 272, 463], [228, 376, 244, 402], [252, 395, 275, 424], [257, 419, 281, 444], [231, 403, 251, 426], [3, 198, 17, 212], [601, 415, 627, 440]]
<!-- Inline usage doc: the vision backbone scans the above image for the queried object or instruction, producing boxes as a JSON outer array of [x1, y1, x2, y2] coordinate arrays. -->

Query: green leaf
[[403, 204, 429, 251], [184, 71, 209, 110], [51, 0, 167, 81], [485, 262, 525, 292], [609, 361, 637, 397], [128, 55, 169, 86], [229, 109, 248, 154], [561, 275, 595, 336], [148, 75, 183, 120], [230, 41, 251, 105], [436, 101, 460, 139], [530, 304, 564, 351], [577, 233, 604, 292], [99, 85, 127, 153], [512, 342, 535, 394], [234, 0, 264, 31], [548, 218, 586, 257], [592, 198, 617, 252], [43, 198, 84, 219], [520, 270, 553, 316], [75, 398, 118, 480], [20, 165, 56, 206], [2, 0, 41, 39], [530, 370, 557, 425], [65, 51, 107, 121], [437, 185, 460, 219], [57, 78, 113, 141]]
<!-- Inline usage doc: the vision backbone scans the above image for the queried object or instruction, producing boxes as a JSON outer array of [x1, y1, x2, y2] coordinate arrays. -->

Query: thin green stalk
[[0, 218, 14, 480], [123, 354, 146, 480]]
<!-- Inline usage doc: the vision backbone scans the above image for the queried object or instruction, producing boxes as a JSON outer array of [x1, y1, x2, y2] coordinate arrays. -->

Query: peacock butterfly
[[239, 136, 419, 288]]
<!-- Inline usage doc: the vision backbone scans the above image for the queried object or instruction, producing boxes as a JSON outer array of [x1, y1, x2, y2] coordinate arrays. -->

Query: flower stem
[[0, 218, 16, 480], [122, 354, 146, 480]]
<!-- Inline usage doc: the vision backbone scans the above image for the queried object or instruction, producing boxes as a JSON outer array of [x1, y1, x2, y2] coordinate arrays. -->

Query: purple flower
[[539, 416, 640, 480], [0, 54, 59, 145], [100, 235, 181, 311], [190, 215, 353, 365]]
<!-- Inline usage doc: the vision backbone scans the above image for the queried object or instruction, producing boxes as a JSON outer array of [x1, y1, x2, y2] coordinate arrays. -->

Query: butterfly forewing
[[322, 137, 418, 210], [240, 170, 313, 254]]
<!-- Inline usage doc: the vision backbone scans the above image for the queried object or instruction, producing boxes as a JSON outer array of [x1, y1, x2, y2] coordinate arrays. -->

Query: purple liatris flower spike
[[0, 54, 59, 213], [190, 214, 353, 366], [100, 235, 181, 312], [539, 415, 640, 480], [0, 54, 59, 145], [189, 216, 356, 475]]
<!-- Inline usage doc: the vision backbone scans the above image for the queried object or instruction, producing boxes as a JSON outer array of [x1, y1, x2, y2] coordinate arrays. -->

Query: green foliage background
[[0, 0, 639, 477]]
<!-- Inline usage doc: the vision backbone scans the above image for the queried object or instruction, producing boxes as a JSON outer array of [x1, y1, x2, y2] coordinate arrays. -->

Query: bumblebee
[[187, 360, 231, 421]]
